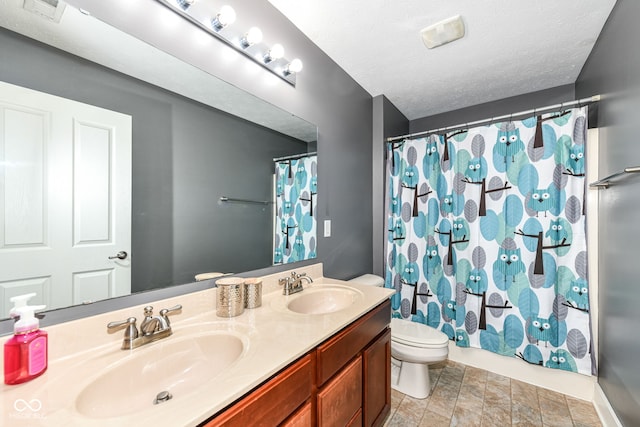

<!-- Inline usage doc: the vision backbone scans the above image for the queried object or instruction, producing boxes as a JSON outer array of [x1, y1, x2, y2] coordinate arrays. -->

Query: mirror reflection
[[0, 1, 318, 317]]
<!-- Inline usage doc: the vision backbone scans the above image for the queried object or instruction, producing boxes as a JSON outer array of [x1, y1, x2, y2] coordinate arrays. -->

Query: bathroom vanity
[[203, 299, 391, 426], [0, 264, 394, 427]]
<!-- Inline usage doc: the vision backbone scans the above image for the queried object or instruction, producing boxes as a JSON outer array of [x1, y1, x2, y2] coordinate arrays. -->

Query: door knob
[[108, 251, 128, 260]]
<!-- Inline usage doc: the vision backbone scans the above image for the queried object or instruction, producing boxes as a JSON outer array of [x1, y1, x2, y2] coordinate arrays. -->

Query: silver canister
[[244, 278, 262, 309], [216, 277, 245, 317]]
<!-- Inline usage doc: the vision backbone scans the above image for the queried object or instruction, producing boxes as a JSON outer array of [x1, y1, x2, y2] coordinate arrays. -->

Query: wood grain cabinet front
[[317, 356, 362, 426], [200, 299, 392, 427], [202, 354, 312, 427]]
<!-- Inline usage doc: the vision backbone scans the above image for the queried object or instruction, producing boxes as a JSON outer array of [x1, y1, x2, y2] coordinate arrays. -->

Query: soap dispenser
[[4, 293, 48, 385]]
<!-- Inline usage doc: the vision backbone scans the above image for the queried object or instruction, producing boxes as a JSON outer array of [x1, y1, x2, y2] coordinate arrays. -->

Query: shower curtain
[[385, 107, 593, 375], [274, 155, 317, 264]]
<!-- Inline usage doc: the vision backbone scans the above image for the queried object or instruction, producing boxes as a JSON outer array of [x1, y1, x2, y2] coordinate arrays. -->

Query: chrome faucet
[[279, 271, 313, 295], [108, 304, 182, 350]]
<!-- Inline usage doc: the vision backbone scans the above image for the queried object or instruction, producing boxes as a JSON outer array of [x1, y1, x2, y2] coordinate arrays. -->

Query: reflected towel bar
[[589, 166, 640, 189], [220, 196, 273, 205]]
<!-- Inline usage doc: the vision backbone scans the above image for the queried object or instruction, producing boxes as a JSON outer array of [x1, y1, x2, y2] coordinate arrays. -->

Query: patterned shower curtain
[[274, 155, 317, 264], [385, 107, 593, 375]]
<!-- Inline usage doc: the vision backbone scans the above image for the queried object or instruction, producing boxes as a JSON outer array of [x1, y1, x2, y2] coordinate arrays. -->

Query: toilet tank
[[349, 274, 384, 287]]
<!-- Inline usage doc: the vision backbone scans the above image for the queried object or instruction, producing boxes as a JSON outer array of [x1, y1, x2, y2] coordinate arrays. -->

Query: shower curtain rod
[[273, 151, 317, 162], [386, 94, 601, 143]]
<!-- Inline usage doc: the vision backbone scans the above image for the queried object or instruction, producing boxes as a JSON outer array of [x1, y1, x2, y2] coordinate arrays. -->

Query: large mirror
[[0, 0, 317, 317]]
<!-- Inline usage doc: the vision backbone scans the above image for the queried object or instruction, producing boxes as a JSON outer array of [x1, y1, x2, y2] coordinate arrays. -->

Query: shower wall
[[576, 0, 640, 425]]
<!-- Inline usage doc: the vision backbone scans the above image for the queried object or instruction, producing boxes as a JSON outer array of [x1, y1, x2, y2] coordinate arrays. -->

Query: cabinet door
[[317, 356, 362, 427], [203, 354, 312, 427], [316, 299, 391, 386], [363, 328, 391, 427]]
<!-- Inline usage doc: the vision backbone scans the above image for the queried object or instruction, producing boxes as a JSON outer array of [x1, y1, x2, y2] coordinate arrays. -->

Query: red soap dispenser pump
[[4, 293, 48, 385]]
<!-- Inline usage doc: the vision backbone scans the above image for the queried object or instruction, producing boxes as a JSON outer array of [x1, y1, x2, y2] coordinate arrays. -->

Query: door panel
[[0, 81, 132, 316]]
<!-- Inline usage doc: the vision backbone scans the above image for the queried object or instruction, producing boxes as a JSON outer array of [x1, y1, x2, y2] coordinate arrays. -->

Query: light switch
[[324, 220, 331, 237]]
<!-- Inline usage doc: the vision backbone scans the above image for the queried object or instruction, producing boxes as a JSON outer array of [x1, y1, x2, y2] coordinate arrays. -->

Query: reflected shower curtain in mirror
[[274, 155, 317, 264], [385, 107, 593, 375]]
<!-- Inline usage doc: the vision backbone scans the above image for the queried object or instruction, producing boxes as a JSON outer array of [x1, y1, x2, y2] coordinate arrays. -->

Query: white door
[[0, 81, 132, 316]]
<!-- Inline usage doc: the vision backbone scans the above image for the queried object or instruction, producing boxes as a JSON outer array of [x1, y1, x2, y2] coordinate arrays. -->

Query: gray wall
[[0, 28, 307, 293], [68, 0, 375, 282], [576, 1, 640, 425], [0, 0, 375, 332], [372, 95, 409, 276]]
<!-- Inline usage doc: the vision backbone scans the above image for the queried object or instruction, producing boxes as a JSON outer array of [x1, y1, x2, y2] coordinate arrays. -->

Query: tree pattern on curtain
[[274, 155, 317, 264], [385, 107, 592, 375]]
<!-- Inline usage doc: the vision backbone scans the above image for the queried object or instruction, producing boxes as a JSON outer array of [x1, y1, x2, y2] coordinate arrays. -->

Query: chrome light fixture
[[264, 43, 284, 63], [211, 5, 236, 31], [176, 0, 195, 10], [284, 58, 303, 76], [240, 27, 263, 48], [158, 0, 302, 86]]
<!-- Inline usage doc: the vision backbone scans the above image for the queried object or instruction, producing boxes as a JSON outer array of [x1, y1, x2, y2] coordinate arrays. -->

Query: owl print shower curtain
[[274, 155, 317, 265], [385, 107, 593, 375]]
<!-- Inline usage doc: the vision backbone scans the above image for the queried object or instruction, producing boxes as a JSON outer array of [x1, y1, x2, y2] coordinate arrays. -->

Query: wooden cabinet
[[281, 401, 312, 427], [202, 355, 312, 427], [315, 299, 391, 427], [363, 328, 391, 427], [201, 299, 391, 427], [317, 356, 362, 426]]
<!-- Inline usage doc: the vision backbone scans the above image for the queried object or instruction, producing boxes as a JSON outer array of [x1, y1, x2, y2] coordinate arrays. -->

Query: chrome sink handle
[[159, 304, 182, 327], [107, 317, 139, 348], [140, 306, 163, 335], [280, 271, 312, 295]]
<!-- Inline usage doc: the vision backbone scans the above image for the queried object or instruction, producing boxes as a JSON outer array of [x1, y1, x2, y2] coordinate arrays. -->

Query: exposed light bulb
[[264, 43, 284, 63], [176, 0, 195, 10], [240, 27, 263, 48], [211, 5, 236, 31], [284, 58, 303, 75]]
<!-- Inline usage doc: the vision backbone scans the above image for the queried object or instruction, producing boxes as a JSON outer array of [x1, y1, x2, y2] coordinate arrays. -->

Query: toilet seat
[[391, 318, 449, 348]]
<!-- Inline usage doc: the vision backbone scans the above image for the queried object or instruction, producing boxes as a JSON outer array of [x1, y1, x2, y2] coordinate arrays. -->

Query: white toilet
[[349, 274, 450, 399]]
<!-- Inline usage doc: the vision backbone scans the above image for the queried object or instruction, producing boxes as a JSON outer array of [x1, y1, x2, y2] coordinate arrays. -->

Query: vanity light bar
[[157, 0, 302, 86]]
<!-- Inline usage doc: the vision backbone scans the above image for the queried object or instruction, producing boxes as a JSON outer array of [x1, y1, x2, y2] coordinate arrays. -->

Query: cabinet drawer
[[317, 356, 362, 427], [316, 299, 390, 386], [281, 401, 312, 427], [203, 354, 312, 427]]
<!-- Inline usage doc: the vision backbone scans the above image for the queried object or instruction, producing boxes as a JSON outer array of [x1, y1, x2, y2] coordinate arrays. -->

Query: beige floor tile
[[512, 401, 543, 426], [481, 405, 511, 427], [539, 395, 573, 427], [537, 387, 566, 402], [483, 382, 511, 409], [418, 409, 452, 427], [427, 376, 461, 419], [486, 371, 510, 386], [451, 403, 483, 427], [388, 363, 602, 427], [385, 412, 420, 427], [394, 394, 430, 425], [390, 388, 404, 412], [511, 379, 540, 409], [566, 396, 603, 426]]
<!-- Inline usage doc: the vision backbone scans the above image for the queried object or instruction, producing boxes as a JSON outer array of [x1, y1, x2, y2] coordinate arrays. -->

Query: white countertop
[[0, 264, 394, 427]]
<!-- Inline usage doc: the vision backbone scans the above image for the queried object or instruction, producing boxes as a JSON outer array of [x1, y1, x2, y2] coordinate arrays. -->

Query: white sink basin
[[75, 331, 246, 418], [285, 285, 363, 314]]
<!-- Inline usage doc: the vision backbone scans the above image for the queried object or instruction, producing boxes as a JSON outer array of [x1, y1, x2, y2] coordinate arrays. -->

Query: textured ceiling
[[269, 0, 617, 120]]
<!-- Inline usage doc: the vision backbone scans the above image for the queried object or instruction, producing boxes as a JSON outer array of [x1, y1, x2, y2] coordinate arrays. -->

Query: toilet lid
[[391, 318, 449, 348]]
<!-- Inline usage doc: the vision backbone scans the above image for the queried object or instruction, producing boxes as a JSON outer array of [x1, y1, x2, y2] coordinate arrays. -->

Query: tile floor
[[384, 360, 602, 427]]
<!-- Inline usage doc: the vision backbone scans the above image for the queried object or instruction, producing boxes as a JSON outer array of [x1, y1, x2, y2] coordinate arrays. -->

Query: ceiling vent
[[23, 0, 66, 23], [420, 15, 465, 49]]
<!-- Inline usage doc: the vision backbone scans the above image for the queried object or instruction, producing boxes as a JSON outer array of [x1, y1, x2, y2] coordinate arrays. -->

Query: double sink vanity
[[0, 264, 394, 426]]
